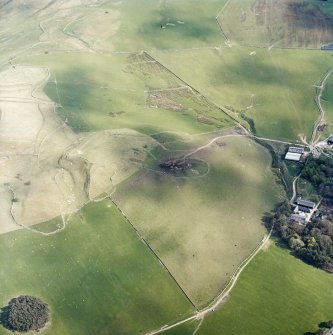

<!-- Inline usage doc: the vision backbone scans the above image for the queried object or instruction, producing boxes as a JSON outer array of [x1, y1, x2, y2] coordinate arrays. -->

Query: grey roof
[[288, 147, 304, 154], [298, 206, 311, 213], [297, 199, 315, 208], [285, 152, 301, 161]]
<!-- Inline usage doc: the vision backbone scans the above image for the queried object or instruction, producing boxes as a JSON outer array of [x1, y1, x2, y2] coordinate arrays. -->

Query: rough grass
[[154, 47, 333, 141], [111, 0, 226, 51], [219, 0, 333, 48], [20, 52, 232, 135], [198, 242, 333, 335], [0, 200, 194, 335], [113, 136, 283, 307]]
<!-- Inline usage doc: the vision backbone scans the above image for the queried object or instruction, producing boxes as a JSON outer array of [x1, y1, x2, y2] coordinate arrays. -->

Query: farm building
[[296, 198, 315, 209], [285, 152, 302, 161], [327, 135, 333, 145], [284, 146, 304, 161], [289, 147, 304, 154], [296, 205, 311, 213], [290, 198, 317, 224]]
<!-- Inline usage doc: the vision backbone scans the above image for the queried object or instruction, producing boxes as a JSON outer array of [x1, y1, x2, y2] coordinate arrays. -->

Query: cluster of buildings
[[290, 197, 317, 224]]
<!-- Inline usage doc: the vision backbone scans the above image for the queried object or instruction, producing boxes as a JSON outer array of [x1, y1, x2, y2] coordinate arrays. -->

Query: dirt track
[[146, 227, 274, 335]]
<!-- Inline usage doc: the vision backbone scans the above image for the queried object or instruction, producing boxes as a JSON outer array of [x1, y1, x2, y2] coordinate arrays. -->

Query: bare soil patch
[[148, 90, 184, 112]]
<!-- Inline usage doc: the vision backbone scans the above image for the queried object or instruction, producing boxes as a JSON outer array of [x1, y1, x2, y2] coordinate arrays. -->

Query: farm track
[[290, 174, 301, 205], [3, 2, 333, 333], [146, 226, 274, 335], [310, 67, 333, 148]]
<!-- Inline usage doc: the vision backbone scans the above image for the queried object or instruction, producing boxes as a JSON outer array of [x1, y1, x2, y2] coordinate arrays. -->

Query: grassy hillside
[[108, 0, 227, 51], [198, 243, 333, 335], [219, 0, 333, 48], [18, 52, 233, 135], [0, 200, 194, 335], [321, 72, 333, 138], [154, 47, 333, 141], [114, 136, 283, 307]]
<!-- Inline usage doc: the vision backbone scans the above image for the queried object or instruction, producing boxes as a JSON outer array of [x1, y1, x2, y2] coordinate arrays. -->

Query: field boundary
[[215, 0, 325, 51], [146, 226, 274, 335], [143, 52, 240, 125], [110, 198, 198, 311]]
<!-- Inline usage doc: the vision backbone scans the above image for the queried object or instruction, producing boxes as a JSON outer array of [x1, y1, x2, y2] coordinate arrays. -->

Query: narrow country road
[[183, 132, 304, 160]]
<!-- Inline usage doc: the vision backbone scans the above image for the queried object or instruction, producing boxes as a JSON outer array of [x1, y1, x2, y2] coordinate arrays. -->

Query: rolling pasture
[[219, 0, 333, 48], [113, 136, 283, 307], [197, 243, 333, 335], [92, 0, 227, 51], [321, 72, 333, 138], [19, 52, 234, 136], [0, 200, 194, 335], [1, 0, 333, 334], [154, 47, 333, 141]]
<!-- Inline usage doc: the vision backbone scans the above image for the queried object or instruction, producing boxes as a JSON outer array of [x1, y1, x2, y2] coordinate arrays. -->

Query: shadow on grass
[[0, 304, 12, 332]]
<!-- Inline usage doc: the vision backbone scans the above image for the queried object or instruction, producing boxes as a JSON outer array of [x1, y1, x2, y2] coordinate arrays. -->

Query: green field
[[0, 200, 194, 335], [219, 0, 333, 48], [113, 136, 283, 307], [321, 71, 333, 138], [164, 320, 201, 335], [154, 47, 333, 141], [196, 243, 333, 335], [89, 0, 227, 51], [2, 0, 333, 334], [17, 52, 233, 135]]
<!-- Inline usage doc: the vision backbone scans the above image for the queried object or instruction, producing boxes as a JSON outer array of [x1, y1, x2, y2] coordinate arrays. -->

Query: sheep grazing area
[[2, 0, 333, 334]]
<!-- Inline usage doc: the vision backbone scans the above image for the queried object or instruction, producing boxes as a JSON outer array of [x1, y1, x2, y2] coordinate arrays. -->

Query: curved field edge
[[198, 242, 333, 335], [113, 136, 284, 307], [0, 200, 194, 335]]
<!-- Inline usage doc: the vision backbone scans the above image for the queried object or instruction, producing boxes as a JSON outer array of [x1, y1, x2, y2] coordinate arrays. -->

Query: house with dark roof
[[296, 198, 315, 209], [291, 198, 318, 224], [297, 205, 311, 213]]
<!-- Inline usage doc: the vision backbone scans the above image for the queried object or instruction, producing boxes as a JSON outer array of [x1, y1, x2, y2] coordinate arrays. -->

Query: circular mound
[[2, 296, 50, 333]]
